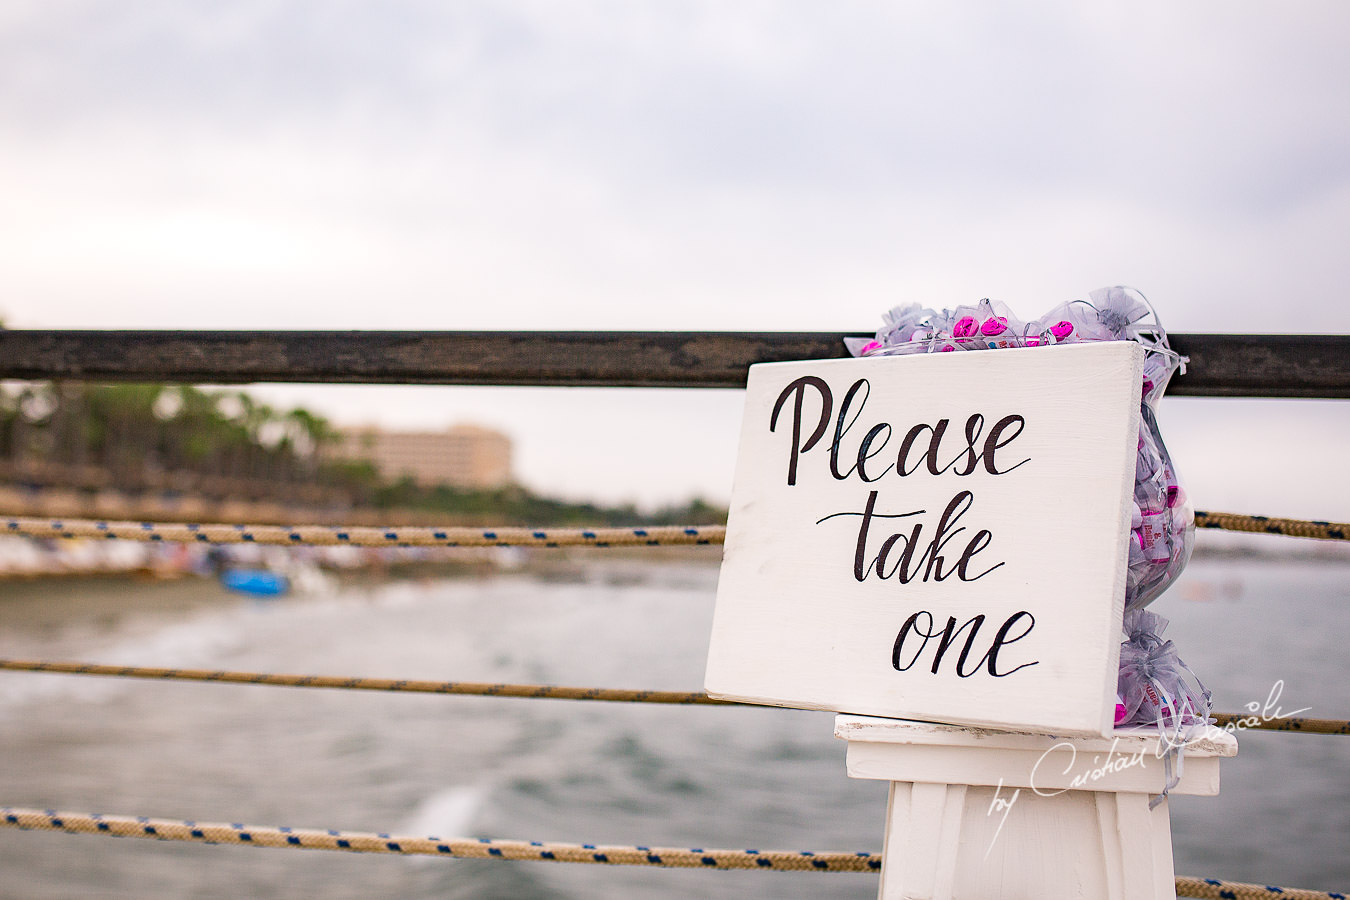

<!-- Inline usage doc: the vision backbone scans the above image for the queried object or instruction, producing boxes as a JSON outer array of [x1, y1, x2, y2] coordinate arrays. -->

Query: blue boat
[[219, 568, 291, 597]]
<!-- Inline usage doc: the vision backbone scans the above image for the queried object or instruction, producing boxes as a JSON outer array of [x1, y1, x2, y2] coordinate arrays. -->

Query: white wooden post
[[836, 715, 1237, 900]]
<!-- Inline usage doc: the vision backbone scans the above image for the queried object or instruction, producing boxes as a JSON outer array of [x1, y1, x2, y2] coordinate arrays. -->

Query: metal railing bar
[[0, 331, 1346, 397]]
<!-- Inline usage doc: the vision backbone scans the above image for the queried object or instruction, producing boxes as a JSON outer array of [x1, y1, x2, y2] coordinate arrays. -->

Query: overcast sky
[[1, 2, 1347, 514]]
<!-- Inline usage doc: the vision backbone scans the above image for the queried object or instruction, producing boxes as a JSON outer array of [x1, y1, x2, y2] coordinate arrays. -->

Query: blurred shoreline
[[1189, 530, 1350, 565], [0, 537, 727, 587]]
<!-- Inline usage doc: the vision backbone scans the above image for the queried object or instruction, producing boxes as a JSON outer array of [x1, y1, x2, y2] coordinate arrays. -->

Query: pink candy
[[1137, 512, 1173, 562], [952, 316, 980, 338]]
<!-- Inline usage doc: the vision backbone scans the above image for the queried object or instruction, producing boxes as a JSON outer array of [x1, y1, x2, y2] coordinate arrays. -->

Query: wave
[[398, 784, 490, 840]]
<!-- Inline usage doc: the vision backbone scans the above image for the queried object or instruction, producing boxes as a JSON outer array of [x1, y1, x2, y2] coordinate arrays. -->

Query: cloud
[[1, 2, 1348, 506], [5, 2, 1348, 211]]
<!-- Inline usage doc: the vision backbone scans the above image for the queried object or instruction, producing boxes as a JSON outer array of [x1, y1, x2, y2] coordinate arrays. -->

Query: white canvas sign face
[[705, 341, 1144, 738]]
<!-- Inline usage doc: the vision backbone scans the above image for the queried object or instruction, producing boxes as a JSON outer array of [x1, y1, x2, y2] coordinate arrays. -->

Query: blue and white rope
[[1, 807, 1343, 896], [2, 517, 723, 547], [3, 512, 1345, 548], [0, 807, 876, 872]]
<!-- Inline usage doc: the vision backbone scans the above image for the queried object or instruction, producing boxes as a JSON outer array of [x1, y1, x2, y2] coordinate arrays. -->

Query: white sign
[[705, 342, 1144, 738]]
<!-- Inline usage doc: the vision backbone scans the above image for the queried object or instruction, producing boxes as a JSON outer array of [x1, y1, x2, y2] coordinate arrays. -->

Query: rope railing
[[2, 511, 1346, 547], [1175, 877, 1348, 900], [2, 517, 723, 547], [0, 807, 878, 872], [1193, 511, 1348, 542], [1208, 711, 1350, 736], [0, 660, 730, 705], [2, 659, 1347, 735], [0, 807, 1343, 897]]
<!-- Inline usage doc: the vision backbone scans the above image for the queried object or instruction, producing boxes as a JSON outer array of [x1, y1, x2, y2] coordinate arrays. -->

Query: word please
[[770, 376, 1030, 486]]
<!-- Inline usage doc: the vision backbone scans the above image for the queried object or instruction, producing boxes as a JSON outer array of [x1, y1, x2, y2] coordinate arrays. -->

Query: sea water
[[0, 549, 1346, 898]]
